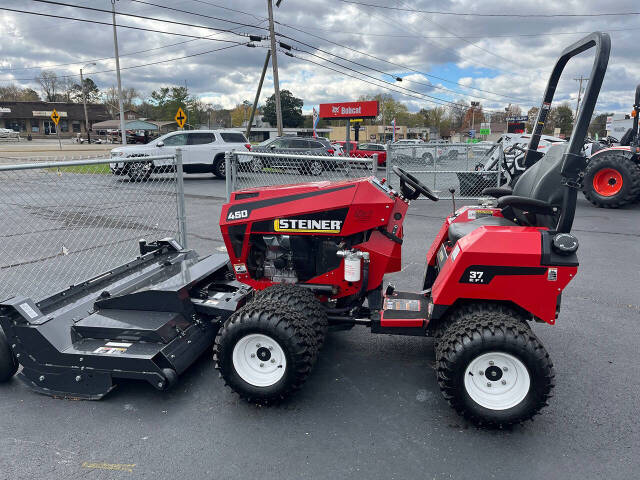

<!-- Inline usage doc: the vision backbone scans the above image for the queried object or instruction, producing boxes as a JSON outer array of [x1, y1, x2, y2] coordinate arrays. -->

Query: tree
[[103, 86, 140, 118], [35, 70, 60, 101], [262, 90, 303, 127], [71, 78, 100, 103], [553, 103, 574, 136], [589, 112, 612, 138], [462, 103, 484, 129], [0, 84, 42, 102], [526, 107, 539, 133], [230, 100, 252, 127]]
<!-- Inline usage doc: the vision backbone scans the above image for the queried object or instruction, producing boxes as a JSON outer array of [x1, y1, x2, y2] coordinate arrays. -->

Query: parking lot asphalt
[[1, 173, 639, 480]]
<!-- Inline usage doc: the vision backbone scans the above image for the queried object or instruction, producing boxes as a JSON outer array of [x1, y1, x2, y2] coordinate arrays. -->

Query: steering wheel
[[392, 166, 439, 201]]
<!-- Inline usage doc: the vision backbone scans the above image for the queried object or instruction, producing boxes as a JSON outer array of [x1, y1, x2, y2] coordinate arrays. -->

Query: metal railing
[[0, 150, 187, 302], [225, 150, 379, 200], [385, 142, 505, 199]]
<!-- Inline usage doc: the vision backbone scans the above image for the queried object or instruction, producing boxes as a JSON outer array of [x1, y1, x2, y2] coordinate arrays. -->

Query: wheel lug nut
[[260, 363, 264, 367], [479, 371, 484, 376], [488, 361, 494, 366], [270, 358, 275, 363], [268, 346, 273, 350], [256, 343, 261, 348], [250, 353, 256, 358], [503, 367, 508, 372], [486, 382, 492, 387], [501, 380, 507, 385]]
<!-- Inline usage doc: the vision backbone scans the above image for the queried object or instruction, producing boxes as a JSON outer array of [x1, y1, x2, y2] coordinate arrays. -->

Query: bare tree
[[35, 70, 60, 102]]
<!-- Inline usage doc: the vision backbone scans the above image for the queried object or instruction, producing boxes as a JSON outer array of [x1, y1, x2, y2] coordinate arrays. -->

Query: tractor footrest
[[72, 309, 190, 343], [371, 291, 428, 336]]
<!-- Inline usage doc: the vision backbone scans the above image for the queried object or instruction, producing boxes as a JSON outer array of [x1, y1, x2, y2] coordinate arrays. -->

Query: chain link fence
[[0, 152, 187, 302], [225, 150, 379, 199], [385, 142, 505, 199]]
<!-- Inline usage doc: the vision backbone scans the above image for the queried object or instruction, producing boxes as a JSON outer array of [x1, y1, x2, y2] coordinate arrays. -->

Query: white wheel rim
[[232, 333, 287, 387], [464, 352, 530, 411]]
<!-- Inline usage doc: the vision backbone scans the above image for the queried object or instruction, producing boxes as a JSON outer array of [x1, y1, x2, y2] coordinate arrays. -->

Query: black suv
[[250, 136, 339, 175]]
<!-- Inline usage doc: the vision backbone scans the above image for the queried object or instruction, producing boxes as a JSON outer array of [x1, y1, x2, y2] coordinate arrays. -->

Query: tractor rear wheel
[[254, 284, 328, 348], [435, 304, 554, 428], [0, 328, 18, 382], [582, 153, 640, 208], [213, 302, 318, 404]]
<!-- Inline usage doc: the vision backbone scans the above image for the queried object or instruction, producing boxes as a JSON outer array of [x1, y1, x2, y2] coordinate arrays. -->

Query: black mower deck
[[0, 239, 251, 399]]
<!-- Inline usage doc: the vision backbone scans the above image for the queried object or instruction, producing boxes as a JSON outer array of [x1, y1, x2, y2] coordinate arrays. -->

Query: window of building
[[6, 119, 26, 132], [60, 120, 69, 133], [72, 122, 81, 133], [31, 120, 40, 133]]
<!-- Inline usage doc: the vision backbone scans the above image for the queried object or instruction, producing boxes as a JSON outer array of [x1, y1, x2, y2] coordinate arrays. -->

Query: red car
[[333, 141, 387, 165]]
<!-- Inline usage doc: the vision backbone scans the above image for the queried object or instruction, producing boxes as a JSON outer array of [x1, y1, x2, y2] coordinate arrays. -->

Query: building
[[246, 127, 331, 143], [329, 124, 412, 143], [0, 101, 109, 138]]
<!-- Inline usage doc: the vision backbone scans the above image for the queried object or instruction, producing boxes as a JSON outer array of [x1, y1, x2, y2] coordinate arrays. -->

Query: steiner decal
[[274, 218, 342, 233]]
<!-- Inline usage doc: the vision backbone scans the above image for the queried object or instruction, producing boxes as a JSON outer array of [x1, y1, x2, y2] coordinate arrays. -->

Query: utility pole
[[574, 76, 589, 126], [111, 0, 126, 145], [267, 0, 283, 136], [246, 50, 271, 139], [80, 62, 96, 144]]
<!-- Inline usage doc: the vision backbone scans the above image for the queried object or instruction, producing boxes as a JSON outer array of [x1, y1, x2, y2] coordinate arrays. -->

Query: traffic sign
[[349, 118, 363, 123], [175, 107, 187, 129], [50, 109, 60, 126]]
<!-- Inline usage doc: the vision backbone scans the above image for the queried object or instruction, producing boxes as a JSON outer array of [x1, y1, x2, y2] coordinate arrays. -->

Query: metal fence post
[[231, 152, 238, 193], [175, 148, 188, 249], [372, 154, 378, 177], [433, 146, 438, 191], [225, 151, 232, 202], [497, 142, 504, 187], [385, 141, 392, 185]]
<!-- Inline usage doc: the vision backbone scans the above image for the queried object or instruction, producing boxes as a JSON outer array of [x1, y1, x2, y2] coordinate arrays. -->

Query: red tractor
[[0, 33, 609, 429], [581, 84, 640, 208], [215, 33, 610, 427]]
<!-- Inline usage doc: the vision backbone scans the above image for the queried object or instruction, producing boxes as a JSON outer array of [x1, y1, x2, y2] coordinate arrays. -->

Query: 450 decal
[[227, 209, 248, 220]]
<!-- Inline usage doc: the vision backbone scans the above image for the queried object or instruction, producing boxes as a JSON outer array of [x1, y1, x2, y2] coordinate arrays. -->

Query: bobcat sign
[[319, 101, 378, 119]]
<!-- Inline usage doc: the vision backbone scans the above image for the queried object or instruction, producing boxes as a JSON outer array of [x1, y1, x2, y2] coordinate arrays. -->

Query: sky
[[0, 0, 639, 117]]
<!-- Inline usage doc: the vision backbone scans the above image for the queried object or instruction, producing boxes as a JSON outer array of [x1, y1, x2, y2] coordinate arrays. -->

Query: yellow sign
[[349, 118, 363, 123], [175, 107, 187, 128], [50, 109, 60, 126]]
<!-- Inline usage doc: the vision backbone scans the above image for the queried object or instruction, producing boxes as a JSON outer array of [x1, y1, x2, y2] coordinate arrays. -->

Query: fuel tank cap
[[552, 233, 579, 255]]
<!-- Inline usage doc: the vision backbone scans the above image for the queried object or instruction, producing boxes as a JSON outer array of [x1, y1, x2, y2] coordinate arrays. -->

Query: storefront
[[0, 101, 109, 138]]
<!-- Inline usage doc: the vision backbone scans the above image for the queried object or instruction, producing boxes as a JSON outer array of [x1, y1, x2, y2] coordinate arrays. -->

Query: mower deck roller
[[0, 32, 610, 427]]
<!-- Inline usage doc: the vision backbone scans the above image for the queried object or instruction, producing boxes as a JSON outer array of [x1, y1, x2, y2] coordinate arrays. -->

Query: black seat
[[448, 143, 568, 243]]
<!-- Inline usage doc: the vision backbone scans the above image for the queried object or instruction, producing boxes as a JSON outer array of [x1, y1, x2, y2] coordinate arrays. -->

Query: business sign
[[0, 107, 11, 113], [319, 101, 378, 119], [507, 115, 528, 123], [479, 123, 491, 135], [33, 110, 67, 117]]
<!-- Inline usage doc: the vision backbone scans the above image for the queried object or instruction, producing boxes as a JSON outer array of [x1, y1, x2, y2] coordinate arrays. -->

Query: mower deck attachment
[[0, 239, 251, 399]]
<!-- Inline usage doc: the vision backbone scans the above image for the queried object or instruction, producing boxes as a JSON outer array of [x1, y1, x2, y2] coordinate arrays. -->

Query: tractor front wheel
[[214, 302, 317, 404], [582, 153, 640, 208], [435, 304, 554, 428], [0, 328, 18, 382]]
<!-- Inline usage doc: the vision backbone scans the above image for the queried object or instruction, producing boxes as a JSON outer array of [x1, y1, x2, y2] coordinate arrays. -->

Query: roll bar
[[523, 32, 610, 233], [632, 84, 640, 150]]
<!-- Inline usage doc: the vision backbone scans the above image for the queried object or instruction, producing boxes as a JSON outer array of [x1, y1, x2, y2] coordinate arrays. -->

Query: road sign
[[50, 109, 60, 126], [349, 118, 363, 123], [175, 107, 187, 129]]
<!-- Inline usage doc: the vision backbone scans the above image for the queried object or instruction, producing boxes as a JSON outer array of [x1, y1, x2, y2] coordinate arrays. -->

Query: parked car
[[109, 129, 250, 180], [250, 136, 338, 175], [352, 142, 387, 165], [332, 140, 358, 155]]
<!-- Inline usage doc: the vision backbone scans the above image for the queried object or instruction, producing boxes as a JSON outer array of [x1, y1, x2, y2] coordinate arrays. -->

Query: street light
[[80, 62, 96, 144]]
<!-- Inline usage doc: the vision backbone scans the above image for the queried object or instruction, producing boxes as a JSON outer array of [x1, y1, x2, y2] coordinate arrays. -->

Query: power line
[[28, 0, 263, 37], [128, 0, 268, 31], [283, 48, 476, 112], [275, 26, 533, 103], [282, 25, 640, 39], [2, 43, 247, 83], [286, 47, 499, 113], [0, 7, 250, 43], [337, 0, 640, 17], [0, 21, 264, 72], [181, 0, 267, 22]]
